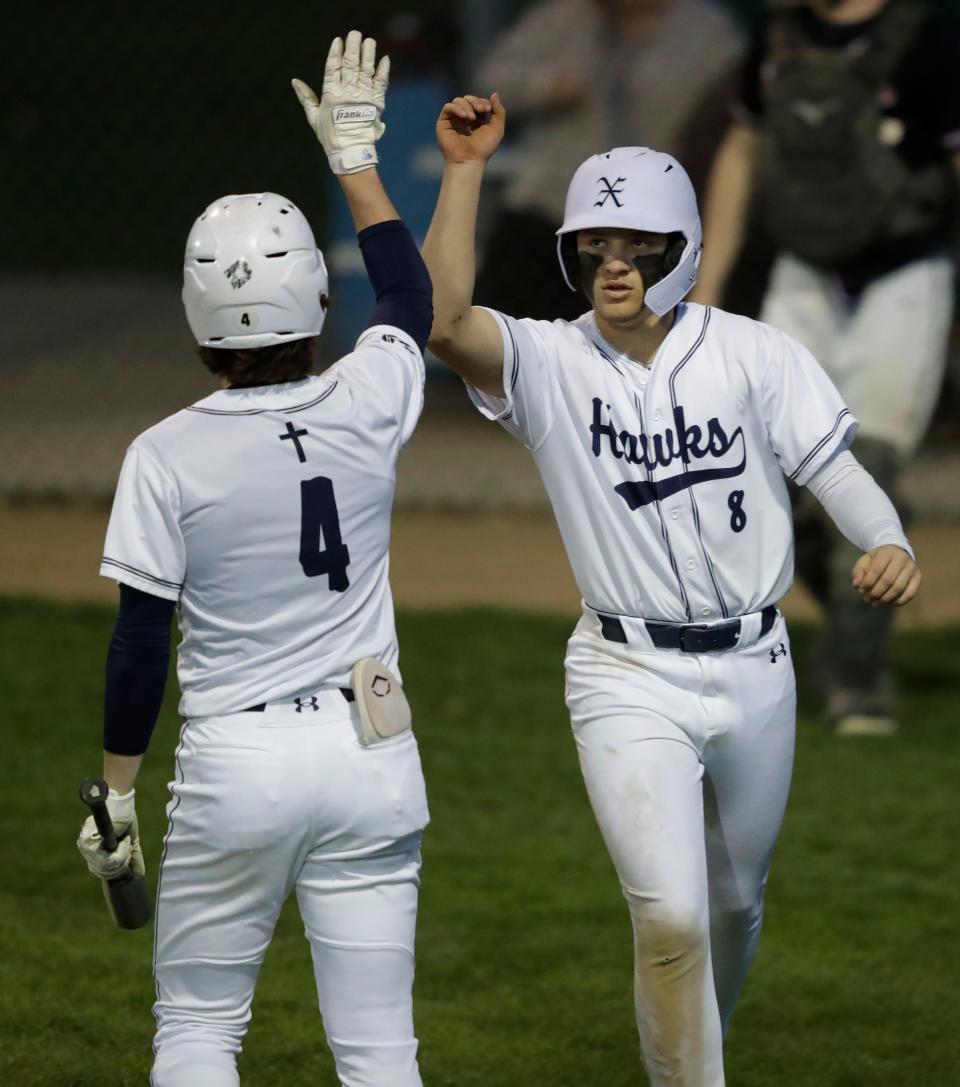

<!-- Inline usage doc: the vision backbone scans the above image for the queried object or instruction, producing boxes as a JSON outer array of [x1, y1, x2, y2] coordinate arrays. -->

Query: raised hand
[[292, 30, 389, 175], [436, 94, 506, 165], [852, 545, 922, 606]]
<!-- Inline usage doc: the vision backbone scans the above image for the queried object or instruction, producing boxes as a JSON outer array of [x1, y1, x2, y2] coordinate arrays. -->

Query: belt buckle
[[680, 621, 739, 653], [678, 623, 710, 653]]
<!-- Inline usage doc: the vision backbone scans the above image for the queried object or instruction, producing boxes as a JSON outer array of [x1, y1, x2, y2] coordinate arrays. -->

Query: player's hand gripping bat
[[78, 778, 153, 930]]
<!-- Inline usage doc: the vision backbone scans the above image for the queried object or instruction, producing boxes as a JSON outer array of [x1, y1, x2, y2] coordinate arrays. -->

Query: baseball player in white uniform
[[422, 94, 921, 1086], [76, 33, 431, 1087]]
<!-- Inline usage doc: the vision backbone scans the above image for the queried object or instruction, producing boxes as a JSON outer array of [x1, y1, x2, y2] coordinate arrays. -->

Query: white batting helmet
[[556, 148, 702, 316], [182, 192, 329, 349]]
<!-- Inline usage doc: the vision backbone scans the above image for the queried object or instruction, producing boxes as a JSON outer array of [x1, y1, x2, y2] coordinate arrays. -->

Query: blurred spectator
[[694, 0, 960, 735], [474, 0, 745, 320]]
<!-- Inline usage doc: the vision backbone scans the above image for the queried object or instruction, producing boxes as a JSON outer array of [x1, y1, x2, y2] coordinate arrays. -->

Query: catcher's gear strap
[[351, 659, 412, 746], [358, 220, 433, 352], [104, 584, 175, 756], [766, 0, 925, 78]]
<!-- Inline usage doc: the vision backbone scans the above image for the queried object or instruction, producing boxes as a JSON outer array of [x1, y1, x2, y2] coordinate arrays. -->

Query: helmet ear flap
[[662, 233, 686, 276], [558, 233, 581, 292]]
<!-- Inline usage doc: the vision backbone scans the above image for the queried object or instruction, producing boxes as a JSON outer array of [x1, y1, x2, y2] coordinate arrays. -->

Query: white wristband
[[330, 144, 378, 174]]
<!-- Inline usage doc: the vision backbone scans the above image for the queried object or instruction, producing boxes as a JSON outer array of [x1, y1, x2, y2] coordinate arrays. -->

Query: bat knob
[[79, 777, 110, 809]]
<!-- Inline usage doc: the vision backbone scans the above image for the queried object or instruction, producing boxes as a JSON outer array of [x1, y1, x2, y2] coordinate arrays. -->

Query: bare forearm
[[423, 161, 486, 340], [338, 169, 400, 233], [103, 752, 144, 794], [695, 125, 759, 302]]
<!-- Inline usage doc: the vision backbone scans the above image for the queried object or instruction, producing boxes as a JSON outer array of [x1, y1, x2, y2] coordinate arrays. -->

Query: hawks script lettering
[[588, 398, 747, 509]]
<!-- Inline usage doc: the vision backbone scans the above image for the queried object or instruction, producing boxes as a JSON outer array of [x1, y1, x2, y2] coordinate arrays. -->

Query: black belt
[[598, 605, 777, 653], [244, 688, 355, 712]]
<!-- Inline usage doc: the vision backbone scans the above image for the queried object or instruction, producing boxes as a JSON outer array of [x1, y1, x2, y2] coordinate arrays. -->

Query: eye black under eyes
[[586, 239, 656, 250]]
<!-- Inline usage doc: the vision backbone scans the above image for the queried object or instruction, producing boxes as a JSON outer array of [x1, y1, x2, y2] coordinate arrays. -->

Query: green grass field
[[2, 597, 958, 1086]]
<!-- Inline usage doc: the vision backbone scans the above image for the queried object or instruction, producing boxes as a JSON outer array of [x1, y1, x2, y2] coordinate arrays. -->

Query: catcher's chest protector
[[755, 1, 950, 266]]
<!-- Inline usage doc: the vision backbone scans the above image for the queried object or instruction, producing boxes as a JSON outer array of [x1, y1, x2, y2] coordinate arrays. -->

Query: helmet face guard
[[182, 193, 329, 350], [555, 148, 703, 316]]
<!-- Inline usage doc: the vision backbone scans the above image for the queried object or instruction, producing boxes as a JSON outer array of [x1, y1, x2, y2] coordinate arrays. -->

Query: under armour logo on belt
[[594, 176, 626, 208], [769, 643, 787, 663], [294, 696, 319, 712]]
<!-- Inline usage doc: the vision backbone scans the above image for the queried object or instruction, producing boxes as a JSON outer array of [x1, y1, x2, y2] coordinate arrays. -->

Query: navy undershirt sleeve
[[358, 219, 433, 352], [103, 584, 175, 756]]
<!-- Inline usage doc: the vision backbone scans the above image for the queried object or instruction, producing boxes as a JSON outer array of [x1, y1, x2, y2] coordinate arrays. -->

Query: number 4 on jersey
[[299, 476, 350, 591]]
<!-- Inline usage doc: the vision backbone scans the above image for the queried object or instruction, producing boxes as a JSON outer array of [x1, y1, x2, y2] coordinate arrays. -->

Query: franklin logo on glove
[[333, 105, 378, 123]]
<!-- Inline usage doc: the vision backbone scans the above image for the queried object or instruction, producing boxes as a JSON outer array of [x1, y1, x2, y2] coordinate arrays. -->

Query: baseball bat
[[79, 778, 153, 930]]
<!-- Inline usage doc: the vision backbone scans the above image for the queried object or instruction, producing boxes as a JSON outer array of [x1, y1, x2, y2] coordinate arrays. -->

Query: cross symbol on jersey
[[279, 421, 308, 463]]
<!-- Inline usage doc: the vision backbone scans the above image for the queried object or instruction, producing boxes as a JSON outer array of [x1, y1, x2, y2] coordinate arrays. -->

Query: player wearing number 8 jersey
[[76, 33, 431, 1087], [423, 94, 921, 1086]]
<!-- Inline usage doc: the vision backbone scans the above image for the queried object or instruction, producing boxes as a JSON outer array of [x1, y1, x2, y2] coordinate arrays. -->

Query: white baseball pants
[[760, 251, 954, 458], [565, 610, 796, 1087], [149, 691, 430, 1087]]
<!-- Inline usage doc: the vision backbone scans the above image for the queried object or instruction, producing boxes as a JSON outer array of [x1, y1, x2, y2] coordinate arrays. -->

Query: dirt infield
[[2, 503, 958, 627]]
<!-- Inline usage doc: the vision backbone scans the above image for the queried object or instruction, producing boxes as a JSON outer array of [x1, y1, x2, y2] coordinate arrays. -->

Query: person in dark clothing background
[[693, 0, 960, 735]]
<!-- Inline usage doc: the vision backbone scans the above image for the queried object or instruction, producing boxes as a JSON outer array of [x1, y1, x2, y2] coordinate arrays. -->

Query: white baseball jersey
[[100, 325, 423, 718], [468, 303, 858, 622]]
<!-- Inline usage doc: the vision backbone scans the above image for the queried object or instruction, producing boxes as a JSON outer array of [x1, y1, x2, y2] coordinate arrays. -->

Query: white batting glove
[[292, 30, 390, 175], [76, 788, 145, 881]]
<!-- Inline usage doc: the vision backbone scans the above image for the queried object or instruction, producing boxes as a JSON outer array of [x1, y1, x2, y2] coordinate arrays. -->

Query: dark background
[[6, 0, 779, 274]]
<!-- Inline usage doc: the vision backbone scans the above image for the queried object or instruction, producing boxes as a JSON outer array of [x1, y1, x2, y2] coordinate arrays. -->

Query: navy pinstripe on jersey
[[465, 303, 858, 623]]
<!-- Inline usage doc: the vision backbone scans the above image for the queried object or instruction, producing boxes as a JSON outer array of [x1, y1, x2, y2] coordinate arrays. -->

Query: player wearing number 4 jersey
[[423, 95, 920, 1085], [75, 32, 431, 1087]]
